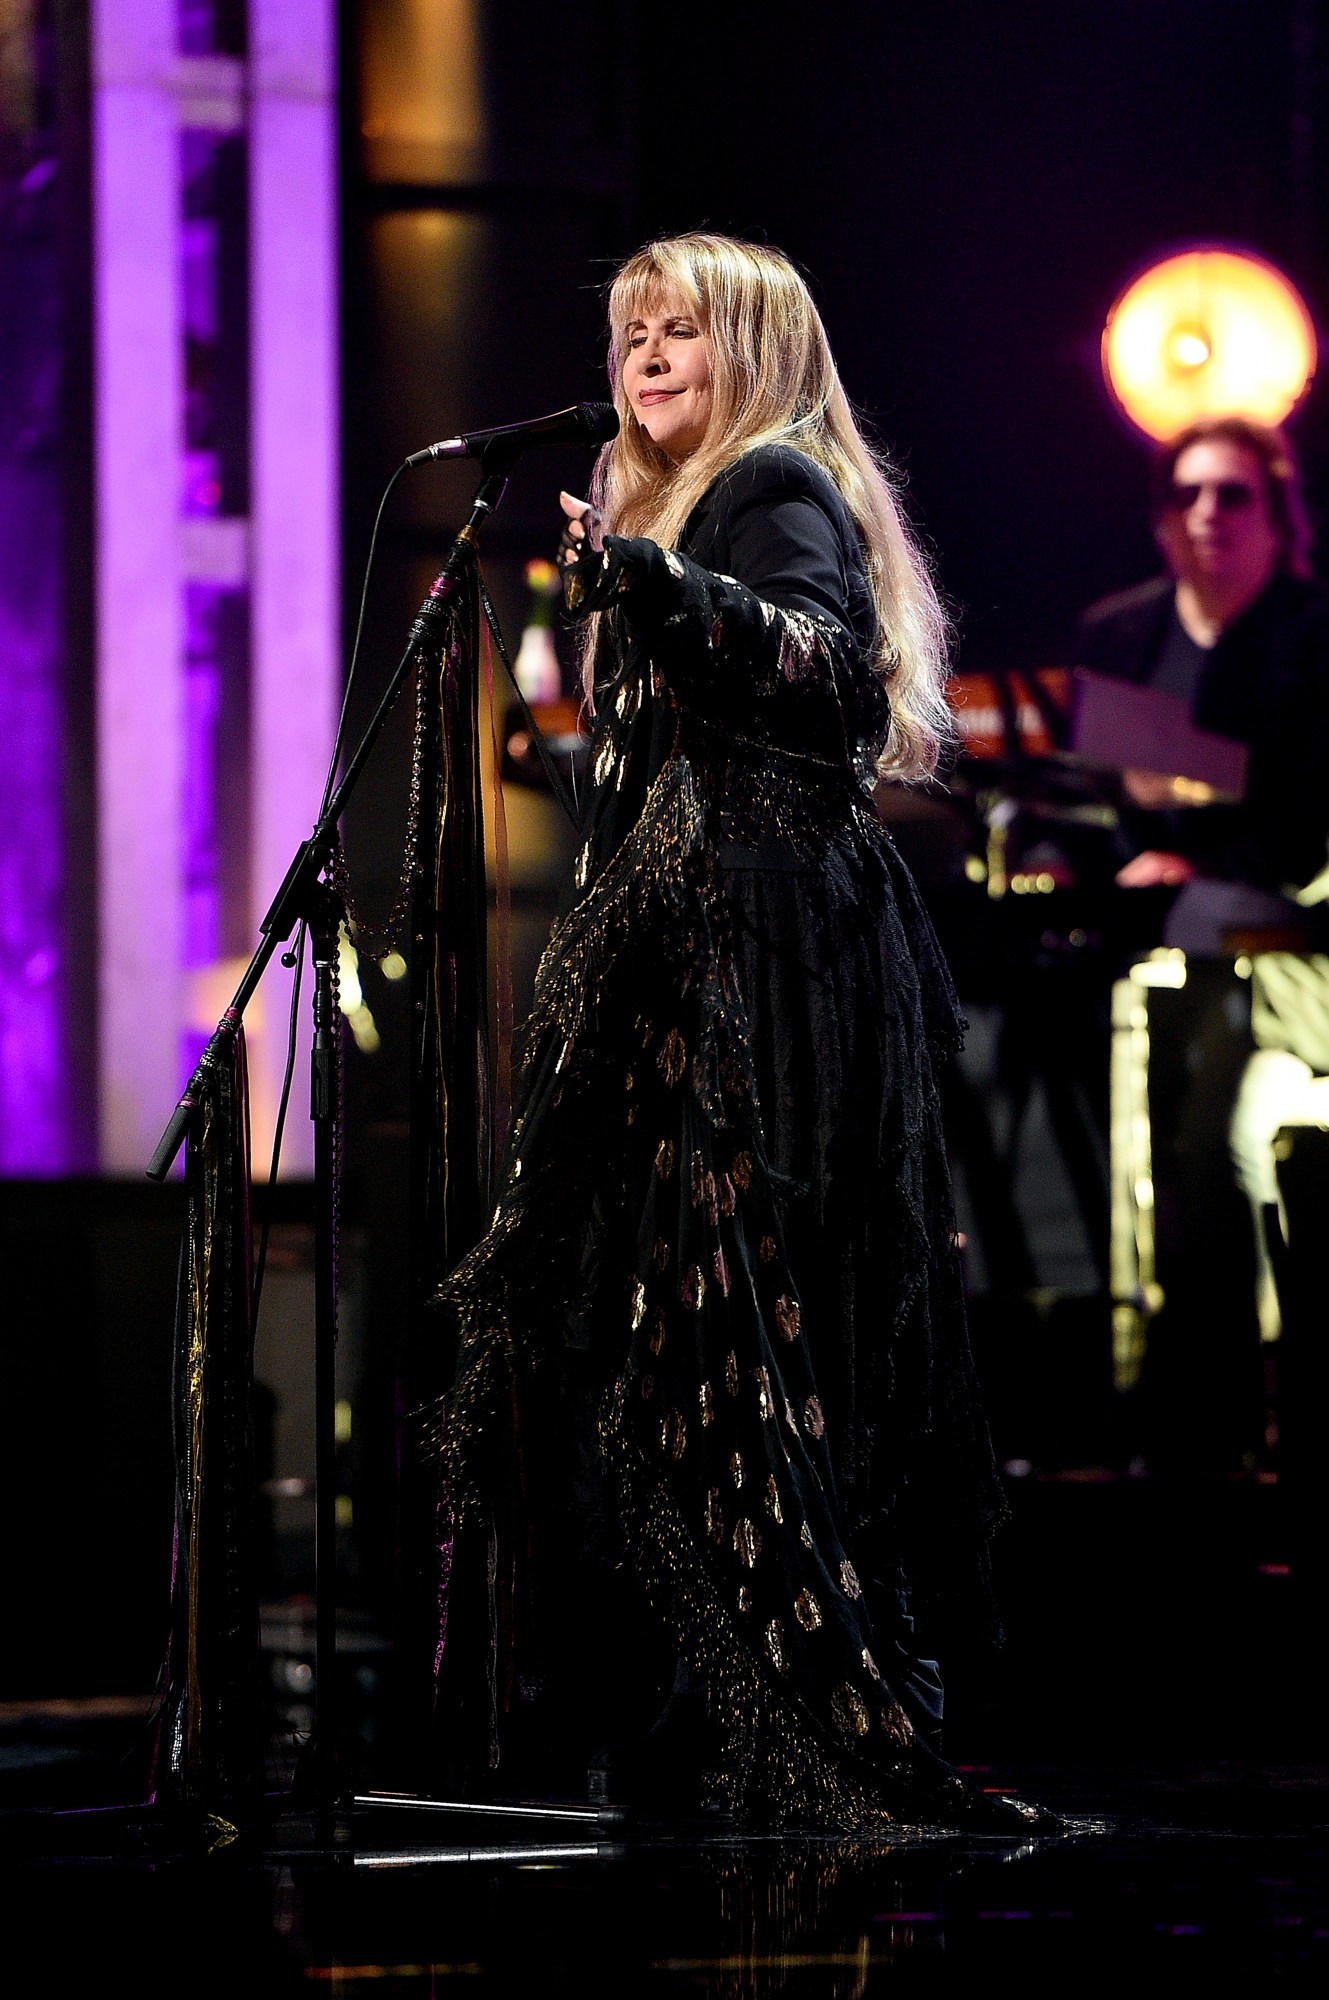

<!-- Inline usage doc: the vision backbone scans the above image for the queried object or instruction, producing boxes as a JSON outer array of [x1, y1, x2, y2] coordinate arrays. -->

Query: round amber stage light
[[1102, 248, 1316, 440]]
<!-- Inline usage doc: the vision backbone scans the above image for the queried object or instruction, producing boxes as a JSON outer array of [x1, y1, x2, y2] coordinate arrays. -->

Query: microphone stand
[[147, 457, 513, 1822]]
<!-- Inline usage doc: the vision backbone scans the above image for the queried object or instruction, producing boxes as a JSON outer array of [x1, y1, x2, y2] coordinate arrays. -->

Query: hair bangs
[[609, 243, 706, 341]]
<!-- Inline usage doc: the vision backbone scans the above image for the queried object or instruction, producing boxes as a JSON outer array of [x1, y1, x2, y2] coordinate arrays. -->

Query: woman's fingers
[[558, 490, 603, 562]]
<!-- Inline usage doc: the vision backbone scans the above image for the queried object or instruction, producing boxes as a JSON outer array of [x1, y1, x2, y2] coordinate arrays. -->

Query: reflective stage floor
[[5, 1467, 1328, 1993]]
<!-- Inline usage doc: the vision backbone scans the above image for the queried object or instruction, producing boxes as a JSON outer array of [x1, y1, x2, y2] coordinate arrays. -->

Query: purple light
[[0, 74, 88, 1171], [0, 477, 72, 1171], [89, 1, 336, 1176]]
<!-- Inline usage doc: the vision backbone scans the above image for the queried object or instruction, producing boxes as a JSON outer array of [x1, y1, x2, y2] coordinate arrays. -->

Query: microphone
[[405, 401, 619, 468]]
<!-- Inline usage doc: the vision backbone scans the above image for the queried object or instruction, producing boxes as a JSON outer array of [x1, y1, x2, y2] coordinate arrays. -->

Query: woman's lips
[[639, 389, 682, 405]]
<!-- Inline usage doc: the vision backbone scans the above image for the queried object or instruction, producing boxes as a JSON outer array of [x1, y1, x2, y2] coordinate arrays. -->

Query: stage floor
[[4, 1466, 1326, 1991], [2, 1759, 1327, 1991]]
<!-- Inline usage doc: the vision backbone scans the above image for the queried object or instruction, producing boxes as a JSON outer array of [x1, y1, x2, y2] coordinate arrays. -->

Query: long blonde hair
[[582, 232, 953, 782]]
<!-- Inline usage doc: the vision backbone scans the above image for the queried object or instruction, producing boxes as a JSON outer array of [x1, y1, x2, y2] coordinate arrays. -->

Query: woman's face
[[621, 299, 713, 462]]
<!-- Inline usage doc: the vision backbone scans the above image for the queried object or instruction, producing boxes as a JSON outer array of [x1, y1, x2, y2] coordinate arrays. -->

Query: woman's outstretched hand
[[559, 490, 604, 566]]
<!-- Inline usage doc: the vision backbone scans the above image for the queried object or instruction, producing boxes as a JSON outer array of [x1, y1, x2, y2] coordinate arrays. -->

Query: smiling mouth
[[639, 389, 682, 404]]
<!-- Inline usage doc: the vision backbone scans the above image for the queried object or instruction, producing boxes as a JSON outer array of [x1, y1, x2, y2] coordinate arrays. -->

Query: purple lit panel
[[0, 449, 71, 1172], [247, 0, 339, 1176], [93, 5, 185, 1173], [0, 58, 88, 1170]]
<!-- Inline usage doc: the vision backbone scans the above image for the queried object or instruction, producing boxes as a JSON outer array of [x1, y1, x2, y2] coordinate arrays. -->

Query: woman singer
[[427, 231, 1048, 1835]]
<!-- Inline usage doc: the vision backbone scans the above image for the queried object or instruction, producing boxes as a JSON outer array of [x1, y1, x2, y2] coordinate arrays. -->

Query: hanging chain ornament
[[328, 649, 436, 964]]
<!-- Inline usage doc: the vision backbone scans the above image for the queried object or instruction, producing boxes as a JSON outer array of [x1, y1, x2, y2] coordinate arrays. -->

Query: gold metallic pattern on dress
[[737, 1585, 753, 1613], [715, 748, 869, 853], [881, 1699, 914, 1746], [804, 1395, 825, 1439], [658, 1028, 686, 1086], [629, 1277, 646, 1330], [727, 1450, 744, 1489], [661, 1408, 687, 1459], [731, 1151, 753, 1188], [733, 1517, 761, 1568], [649, 1308, 667, 1355], [839, 1559, 862, 1600], [794, 1589, 822, 1633], [681, 1264, 706, 1311], [775, 1294, 801, 1341], [754, 1366, 773, 1420], [713, 1246, 731, 1296], [725, 1350, 740, 1396], [699, 1380, 714, 1426], [800, 1521, 814, 1548], [655, 1137, 675, 1179], [862, 1648, 881, 1681], [705, 1487, 724, 1543], [717, 1174, 737, 1216], [601, 1416, 931, 1832], [764, 1474, 783, 1523], [664, 549, 685, 579], [640, 1373, 655, 1400], [831, 1684, 871, 1737], [785, 1400, 800, 1435], [615, 675, 640, 721], [592, 735, 616, 786], [759, 1233, 777, 1262], [764, 1619, 788, 1673], [574, 841, 591, 889], [775, 607, 838, 686], [527, 753, 706, 1055]]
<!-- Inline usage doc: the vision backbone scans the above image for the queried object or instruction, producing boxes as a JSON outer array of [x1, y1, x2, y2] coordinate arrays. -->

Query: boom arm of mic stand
[[145, 464, 509, 1183]]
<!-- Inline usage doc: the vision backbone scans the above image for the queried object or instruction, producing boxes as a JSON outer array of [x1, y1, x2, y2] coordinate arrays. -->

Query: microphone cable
[[251, 443, 584, 1314], [252, 455, 406, 1326]]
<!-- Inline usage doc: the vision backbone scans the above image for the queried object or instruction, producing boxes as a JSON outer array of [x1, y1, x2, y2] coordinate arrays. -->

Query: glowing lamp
[[1102, 248, 1316, 440]]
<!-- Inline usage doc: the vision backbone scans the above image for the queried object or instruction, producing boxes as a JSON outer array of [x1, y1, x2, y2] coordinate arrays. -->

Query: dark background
[[340, 0, 1329, 692], [8, 0, 1329, 1709]]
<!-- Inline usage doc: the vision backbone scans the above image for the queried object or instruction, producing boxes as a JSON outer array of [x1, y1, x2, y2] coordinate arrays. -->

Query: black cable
[[251, 916, 307, 1331], [320, 460, 410, 820], [250, 460, 404, 1316]]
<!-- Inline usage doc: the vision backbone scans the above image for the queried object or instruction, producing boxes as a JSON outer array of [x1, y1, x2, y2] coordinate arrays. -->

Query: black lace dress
[[429, 443, 1012, 1832]]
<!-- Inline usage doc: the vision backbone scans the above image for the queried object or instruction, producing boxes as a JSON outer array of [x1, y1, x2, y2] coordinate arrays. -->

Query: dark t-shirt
[[1149, 602, 1209, 703]]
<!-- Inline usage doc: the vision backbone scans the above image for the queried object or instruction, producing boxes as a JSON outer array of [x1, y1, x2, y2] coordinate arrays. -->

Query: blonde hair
[[582, 232, 953, 782]]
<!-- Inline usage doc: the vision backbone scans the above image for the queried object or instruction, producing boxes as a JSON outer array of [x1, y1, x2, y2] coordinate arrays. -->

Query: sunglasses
[[1165, 480, 1258, 512]]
